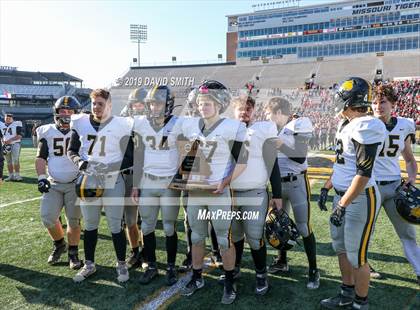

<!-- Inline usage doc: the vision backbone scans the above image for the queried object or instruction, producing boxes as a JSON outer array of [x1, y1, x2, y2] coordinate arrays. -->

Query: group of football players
[[3, 76, 418, 309]]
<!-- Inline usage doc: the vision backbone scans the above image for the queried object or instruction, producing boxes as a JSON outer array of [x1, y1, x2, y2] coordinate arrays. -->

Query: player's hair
[[231, 95, 255, 108], [90, 88, 111, 101], [349, 106, 369, 113], [266, 97, 291, 116], [374, 84, 398, 104]]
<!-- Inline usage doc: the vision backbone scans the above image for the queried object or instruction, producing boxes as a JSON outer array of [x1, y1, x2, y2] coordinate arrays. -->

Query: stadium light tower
[[130, 24, 147, 66]]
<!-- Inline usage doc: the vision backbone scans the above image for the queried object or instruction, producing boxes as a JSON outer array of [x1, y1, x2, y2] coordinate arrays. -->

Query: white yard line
[[138, 258, 214, 310], [139, 272, 192, 310], [0, 197, 41, 208]]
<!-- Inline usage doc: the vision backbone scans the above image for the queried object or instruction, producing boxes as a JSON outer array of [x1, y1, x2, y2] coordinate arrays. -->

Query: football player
[[35, 96, 82, 269], [68, 89, 134, 283], [179, 80, 247, 305], [320, 77, 385, 310], [227, 95, 282, 295], [120, 87, 148, 117], [120, 87, 148, 270], [131, 85, 182, 286], [0, 121, 4, 185], [371, 84, 419, 284], [266, 97, 320, 290], [2, 113, 23, 181]]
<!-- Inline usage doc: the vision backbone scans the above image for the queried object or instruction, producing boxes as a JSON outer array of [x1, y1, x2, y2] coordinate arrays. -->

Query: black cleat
[[139, 265, 158, 285], [166, 265, 178, 286], [126, 250, 143, 269], [47, 242, 67, 265], [268, 257, 289, 274], [320, 285, 355, 309], [68, 252, 82, 270], [221, 280, 237, 304], [181, 276, 205, 296], [255, 273, 269, 295]]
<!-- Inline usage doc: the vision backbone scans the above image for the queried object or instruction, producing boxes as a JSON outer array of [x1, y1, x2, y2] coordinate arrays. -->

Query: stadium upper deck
[[226, 0, 420, 62]]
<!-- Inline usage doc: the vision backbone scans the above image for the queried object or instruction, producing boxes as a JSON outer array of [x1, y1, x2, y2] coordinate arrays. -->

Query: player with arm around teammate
[[35, 96, 83, 269], [68, 89, 134, 283], [180, 80, 248, 304], [120, 87, 149, 270], [130, 85, 182, 286], [265, 97, 320, 290], [227, 95, 283, 295]]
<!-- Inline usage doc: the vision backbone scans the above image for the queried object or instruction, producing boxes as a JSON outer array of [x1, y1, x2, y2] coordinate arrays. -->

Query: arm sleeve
[[230, 141, 248, 164], [278, 134, 308, 164], [263, 138, 282, 198], [16, 126, 23, 136], [67, 129, 82, 165], [133, 132, 145, 187], [36, 138, 49, 160], [352, 139, 380, 178]]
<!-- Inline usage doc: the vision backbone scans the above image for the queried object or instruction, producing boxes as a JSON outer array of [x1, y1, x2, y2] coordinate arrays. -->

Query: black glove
[[330, 205, 345, 227], [318, 187, 329, 211], [38, 178, 51, 193]]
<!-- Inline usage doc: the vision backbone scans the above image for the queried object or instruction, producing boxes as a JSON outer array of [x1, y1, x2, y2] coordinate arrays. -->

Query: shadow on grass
[[0, 263, 164, 309]]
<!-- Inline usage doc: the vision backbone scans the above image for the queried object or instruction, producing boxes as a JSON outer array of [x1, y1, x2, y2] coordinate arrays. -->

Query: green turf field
[[0, 148, 418, 310]]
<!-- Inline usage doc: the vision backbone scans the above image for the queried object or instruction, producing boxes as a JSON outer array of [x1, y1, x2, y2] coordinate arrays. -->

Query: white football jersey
[[181, 117, 247, 185], [277, 117, 313, 176], [374, 117, 416, 181], [36, 124, 79, 183], [2, 121, 23, 144], [133, 115, 183, 177], [0, 121, 5, 138], [231, 121, 277, 190], [70, 114, 133, 165], [332, 116, 386, 191]]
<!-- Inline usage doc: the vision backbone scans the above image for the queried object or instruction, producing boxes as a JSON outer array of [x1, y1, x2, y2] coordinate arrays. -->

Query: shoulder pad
[[352, 117, 385, 145]]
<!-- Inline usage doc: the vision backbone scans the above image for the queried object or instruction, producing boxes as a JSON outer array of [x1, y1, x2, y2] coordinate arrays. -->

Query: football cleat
[[116, 262, 129, 283], [221, 281, 237, 304], [320, 285, 355, 309], [68, 251, 82, 270], [255, 273, 269, 296], [126, 250, 143, 269], [47, 242, 67, 265], [166, 265, 178, 286], [307, 269, 320, 290], [139, 265, 158, 285], [268, 257, 289, 274], [73, 261, 96, 283], [181, 276, 205, 296]]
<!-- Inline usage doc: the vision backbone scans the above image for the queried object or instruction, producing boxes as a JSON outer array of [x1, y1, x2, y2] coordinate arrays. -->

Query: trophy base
[[168, 178, 217, 191]]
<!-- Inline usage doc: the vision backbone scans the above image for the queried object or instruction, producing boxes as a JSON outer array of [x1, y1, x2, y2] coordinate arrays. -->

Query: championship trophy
[[169, 139, 217, 190]]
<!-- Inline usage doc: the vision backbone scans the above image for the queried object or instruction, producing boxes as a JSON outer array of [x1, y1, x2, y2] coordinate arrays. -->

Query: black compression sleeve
[[67, 130, 82, 165], [352, 139, 380, 178], [16, 126, 22, 136], [36, 138, 49, 160], [230, 140, 248, 164], [278, 135, 308, 164]]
